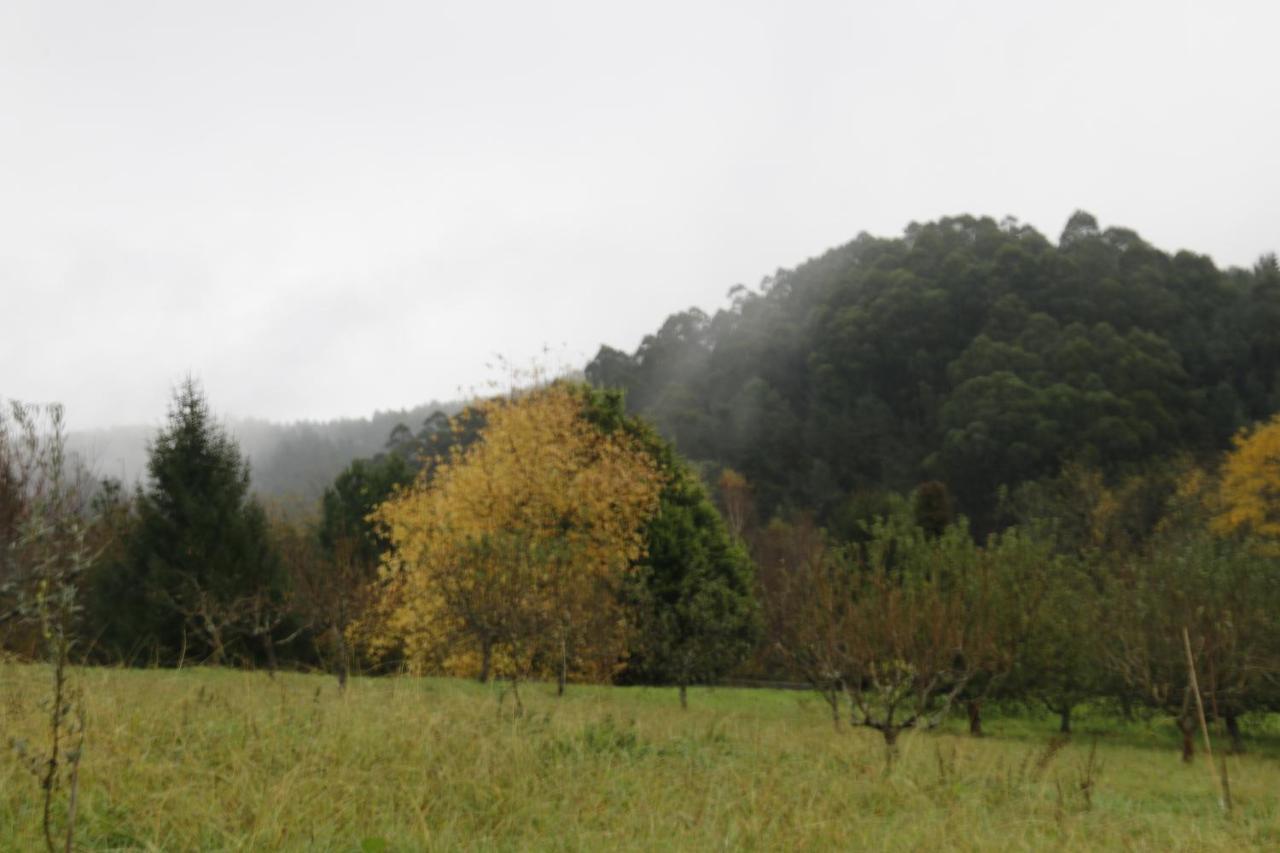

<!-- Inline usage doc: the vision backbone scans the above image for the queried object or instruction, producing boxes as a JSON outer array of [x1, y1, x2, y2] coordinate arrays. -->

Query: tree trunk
[[679, 682, 688, 710], [334, 626, 350, 693], [882, 726, 901, 769], [207, 629, 224, 666], [510, 678, 524, 718], [1225, 711, 1244, 754], [262, 630, 278, 680], [1177, 714, 1196, 763], [1058, 705, 1072, 735], [478, 637, 493, 684], [557, 631, 567, 697], [967, 700, 984, 737]]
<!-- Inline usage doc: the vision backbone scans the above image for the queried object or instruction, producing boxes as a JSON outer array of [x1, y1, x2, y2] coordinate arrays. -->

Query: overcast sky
[[3, 0, 1277, 429]]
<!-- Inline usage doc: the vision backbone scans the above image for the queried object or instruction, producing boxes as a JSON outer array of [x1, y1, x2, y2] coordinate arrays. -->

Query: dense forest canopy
[[587, 212, 1280, 531]]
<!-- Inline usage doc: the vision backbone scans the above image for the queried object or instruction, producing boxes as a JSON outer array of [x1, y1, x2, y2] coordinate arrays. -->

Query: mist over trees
[[587, 212, 1280, 533], [67, 399, 462, 505], [7, 210, 1280, 766]]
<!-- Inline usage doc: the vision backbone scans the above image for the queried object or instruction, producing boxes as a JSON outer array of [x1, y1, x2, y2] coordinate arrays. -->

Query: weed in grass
[[543, 715, 650, 761], [1033, 734, 1070, 781]]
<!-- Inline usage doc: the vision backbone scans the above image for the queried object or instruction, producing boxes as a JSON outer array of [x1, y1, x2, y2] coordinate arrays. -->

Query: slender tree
[[1, 401, 94, 851]]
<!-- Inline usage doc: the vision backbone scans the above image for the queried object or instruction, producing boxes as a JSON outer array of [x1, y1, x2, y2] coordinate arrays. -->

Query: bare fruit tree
[[769, 515, 997, 765], [2, 401, 97, 852]]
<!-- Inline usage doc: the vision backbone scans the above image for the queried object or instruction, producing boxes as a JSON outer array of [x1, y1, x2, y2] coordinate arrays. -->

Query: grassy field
[[3, 664, 1279, 850]]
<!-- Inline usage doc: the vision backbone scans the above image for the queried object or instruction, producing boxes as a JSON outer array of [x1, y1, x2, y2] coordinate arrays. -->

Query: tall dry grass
[[3, 663, 1278, 850]]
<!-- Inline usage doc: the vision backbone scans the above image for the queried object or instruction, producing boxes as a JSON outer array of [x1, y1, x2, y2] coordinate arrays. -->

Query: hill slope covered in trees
[[587, 212, 1280, 530]]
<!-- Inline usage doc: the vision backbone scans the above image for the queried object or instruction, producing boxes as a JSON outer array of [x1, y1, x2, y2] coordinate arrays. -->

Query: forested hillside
[[587, 212, 1280, 530]]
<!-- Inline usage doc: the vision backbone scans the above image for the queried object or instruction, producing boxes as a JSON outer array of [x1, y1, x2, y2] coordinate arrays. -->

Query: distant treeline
[[8, 210, 1280, 763], [588, 212, 1280, 533], [4, 381, 759, 703], [68, 400, 460, 505]]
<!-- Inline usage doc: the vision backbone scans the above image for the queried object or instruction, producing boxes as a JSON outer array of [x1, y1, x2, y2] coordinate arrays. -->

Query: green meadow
[[3, 664, 1278, 851]]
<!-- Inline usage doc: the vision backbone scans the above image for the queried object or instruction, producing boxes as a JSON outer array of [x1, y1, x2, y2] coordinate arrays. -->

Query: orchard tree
[[839, 517, 998, 762], [1014, 556, 1108, 735], [1109, 473, 1280, 758], [757, 517, 852, 728], [957, 528, 1055, 738], [369, 382, 663, 706], [1107, 534, 1275, 759], [769, 510, 998, 762]]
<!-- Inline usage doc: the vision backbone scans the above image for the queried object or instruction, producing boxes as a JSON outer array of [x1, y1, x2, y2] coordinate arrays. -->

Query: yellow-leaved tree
[[1213, 413, 1280, 544], [367, 382, 663, 704]]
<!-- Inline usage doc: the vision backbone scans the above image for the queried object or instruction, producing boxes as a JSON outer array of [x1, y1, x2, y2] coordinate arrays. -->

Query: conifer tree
[[95, 379, 283, 664]]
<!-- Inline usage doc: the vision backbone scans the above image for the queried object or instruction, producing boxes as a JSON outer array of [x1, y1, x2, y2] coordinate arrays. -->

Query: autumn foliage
[[367, 383, 664, 685], [1213, 413, 1280, 543]]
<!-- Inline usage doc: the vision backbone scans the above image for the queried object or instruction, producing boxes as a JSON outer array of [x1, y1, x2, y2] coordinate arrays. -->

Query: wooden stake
[[1182, 626, 1232, 816]]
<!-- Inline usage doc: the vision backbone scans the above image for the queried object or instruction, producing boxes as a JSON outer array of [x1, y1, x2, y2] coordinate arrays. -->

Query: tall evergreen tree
[[94, 379, 282, 664]]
